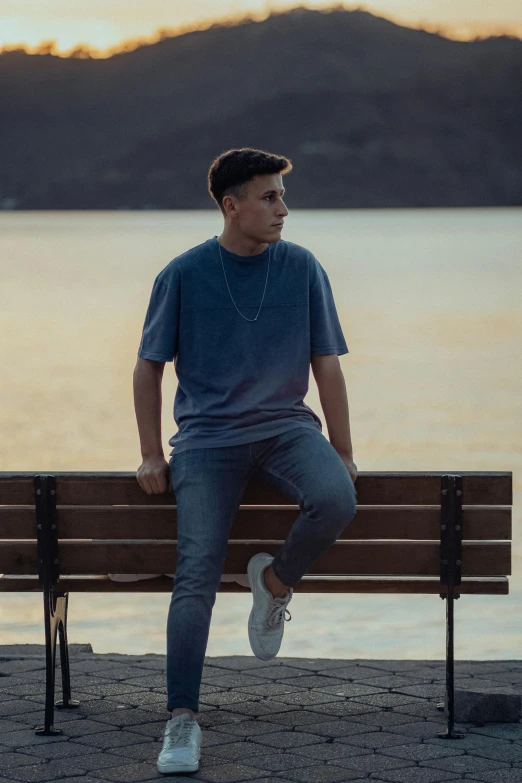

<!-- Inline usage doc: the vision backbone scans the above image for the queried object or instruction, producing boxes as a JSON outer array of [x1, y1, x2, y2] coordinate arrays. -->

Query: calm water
[[0, 208, 520, 659]]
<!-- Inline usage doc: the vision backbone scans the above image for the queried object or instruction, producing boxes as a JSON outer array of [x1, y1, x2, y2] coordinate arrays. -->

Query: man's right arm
[[133, 357, 171, 494]]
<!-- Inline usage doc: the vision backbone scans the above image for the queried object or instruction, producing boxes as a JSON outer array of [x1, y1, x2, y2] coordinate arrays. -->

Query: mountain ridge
[[1, 7, 521, 209]]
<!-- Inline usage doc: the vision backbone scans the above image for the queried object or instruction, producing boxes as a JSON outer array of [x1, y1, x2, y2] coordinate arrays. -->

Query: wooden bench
[[0, 470, 512, 740]]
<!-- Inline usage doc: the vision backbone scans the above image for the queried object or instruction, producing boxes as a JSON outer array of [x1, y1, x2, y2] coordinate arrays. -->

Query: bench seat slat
[[0, 505, 512, 541], [0, 540, 511, 577], [0, 472, 513, 506], [0, 575, 509, 594]]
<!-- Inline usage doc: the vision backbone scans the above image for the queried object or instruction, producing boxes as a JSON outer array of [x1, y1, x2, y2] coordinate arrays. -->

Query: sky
[[1, 0, 521, 56]]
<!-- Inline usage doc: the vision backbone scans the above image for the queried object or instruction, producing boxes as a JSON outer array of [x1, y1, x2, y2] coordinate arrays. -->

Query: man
[[133, 147, 358, 775]]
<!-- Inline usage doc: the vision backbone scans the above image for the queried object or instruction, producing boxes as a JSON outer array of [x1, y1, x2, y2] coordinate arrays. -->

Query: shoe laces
[[165, 716, 195, 748], [265, 594, 292, 630]]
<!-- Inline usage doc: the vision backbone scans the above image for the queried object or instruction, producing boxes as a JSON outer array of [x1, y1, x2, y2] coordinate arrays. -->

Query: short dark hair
[[207, 147, 292, 216]]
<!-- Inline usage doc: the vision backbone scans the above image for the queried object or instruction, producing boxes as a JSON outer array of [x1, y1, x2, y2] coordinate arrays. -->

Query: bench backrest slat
[[0, 540, 511, 577], [0, 575, 510, 595], [0, 505, 511, 541], [0, 472, 513, 506]]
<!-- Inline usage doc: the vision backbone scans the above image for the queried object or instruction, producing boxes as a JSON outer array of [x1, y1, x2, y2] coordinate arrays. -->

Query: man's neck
[[217, 231, 268, 257]]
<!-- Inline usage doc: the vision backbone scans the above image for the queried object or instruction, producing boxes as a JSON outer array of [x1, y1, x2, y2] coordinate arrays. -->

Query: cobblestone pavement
[[0, 644, 521, 783]]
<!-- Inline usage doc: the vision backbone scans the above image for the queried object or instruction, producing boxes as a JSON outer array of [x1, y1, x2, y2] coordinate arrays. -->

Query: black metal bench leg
[[35, 587, 61, 735], [55, 592, 80, 712], [437, 587, 463, 739]]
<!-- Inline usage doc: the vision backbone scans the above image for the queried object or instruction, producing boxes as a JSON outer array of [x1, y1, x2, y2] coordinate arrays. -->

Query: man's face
[[226, 173, 289, 241]]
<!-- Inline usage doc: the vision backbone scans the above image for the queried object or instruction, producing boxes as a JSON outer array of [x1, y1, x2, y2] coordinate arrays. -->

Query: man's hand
[[136, 455, 172, 495], [340, 456, 358, 486]]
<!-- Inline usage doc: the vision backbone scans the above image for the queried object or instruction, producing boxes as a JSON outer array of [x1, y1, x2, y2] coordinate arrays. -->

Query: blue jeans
[[166, 426, 357, 712]]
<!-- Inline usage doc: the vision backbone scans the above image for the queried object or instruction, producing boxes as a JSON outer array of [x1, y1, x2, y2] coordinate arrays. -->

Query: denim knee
[[171, 553, 223, 600], [311, 480, 357, 532]]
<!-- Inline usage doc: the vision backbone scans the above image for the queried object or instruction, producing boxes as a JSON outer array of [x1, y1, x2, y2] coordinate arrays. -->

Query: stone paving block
[[0, 728, 68, 748], [269, 691, 346, 707], [240, 750, 323, 772], [386, 720, 456, 739], [198, 711, 248, 729], [277, 675, 356, 689], [314, 683, 387, 698], [359, 661, 440, 673], [204, 657, 280, 672], [282, 763, 358, 782], [369, 766, 461, 782], [49, 752, 125, 773], [463, 771, 522, 782], [295, 718, 376, 738], [205, 740, 278, 762], [208, 719, 282, 738], [18, 741, 94, 760], [392, 700, 445, 719], [255, 664, 333, 679], [464, 741, 522, 764], [190, 761, 273, 782], [119, 719, 166, 739], [60, 718, 120, 737], [199, 684, 229, 695], [75, 699, 133, 716], [103, 690, 165, 707], [89, 707, 167, 728], [0, 720, 34, 735], [307, 701, 378, 718], [234, 779, 305, 783], [469, 724, 522, 741], [219, 700, 295, 718], [377, 741, 465, 761], [0, 752, 43, 769], [349, 710, 431, 728], [474, 671, 522, 686], [4, 758, 88, 782], [354, 675, 435, 689], [249, 729, 327, 750], [291, 742, 373, 762], [122, 674, 165, 689], [0, 701, 43, 719], [353, 693, 423, 709], [317, 665, 389, 679], [88, 761, 160, 782], [200, 691, 263, 707], [201, 672, 271, 689], [337, 731, 415, 750], [0, 778, 107, 783], [104, 742, 161, 762], [453, 685, 521, 723], [0, 684, 47, 699], [73, 683, 150, 698], [325, 752, 414, 774], [199, 730, 241, 747], [455, 677, 517, 690], [393, 684, 445, 699], [260, 708, 340, 726], [231, 683, 308, 698], [69, 729, 150, 750], [419, 754, 511, 774]]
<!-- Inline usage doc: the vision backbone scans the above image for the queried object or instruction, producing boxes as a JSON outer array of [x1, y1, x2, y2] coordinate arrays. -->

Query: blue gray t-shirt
[[138, 236, 348, 455]]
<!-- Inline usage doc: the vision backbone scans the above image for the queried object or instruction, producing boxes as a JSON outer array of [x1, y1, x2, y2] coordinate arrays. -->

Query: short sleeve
[[137, 265, 180, 362], [309, 254, 349, 357]]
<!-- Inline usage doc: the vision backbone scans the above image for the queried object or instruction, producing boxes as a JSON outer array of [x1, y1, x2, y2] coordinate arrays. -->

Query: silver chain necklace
[[216, 236, 270, 322]]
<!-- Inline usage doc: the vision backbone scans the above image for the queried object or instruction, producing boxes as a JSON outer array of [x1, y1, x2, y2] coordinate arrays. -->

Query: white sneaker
[[247, 552, 293, 661], [157, 713, 202, 774]]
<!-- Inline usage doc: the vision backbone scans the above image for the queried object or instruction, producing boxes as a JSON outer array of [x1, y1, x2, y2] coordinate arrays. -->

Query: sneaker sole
[[157, 759, 199, 774]]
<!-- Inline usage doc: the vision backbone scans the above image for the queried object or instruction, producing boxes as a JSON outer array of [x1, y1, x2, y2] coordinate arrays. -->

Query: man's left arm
[[311, 354, 357, 483]]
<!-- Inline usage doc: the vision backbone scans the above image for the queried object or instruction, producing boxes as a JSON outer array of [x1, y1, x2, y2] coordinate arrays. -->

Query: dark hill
[[1, 6, 521, 209]]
